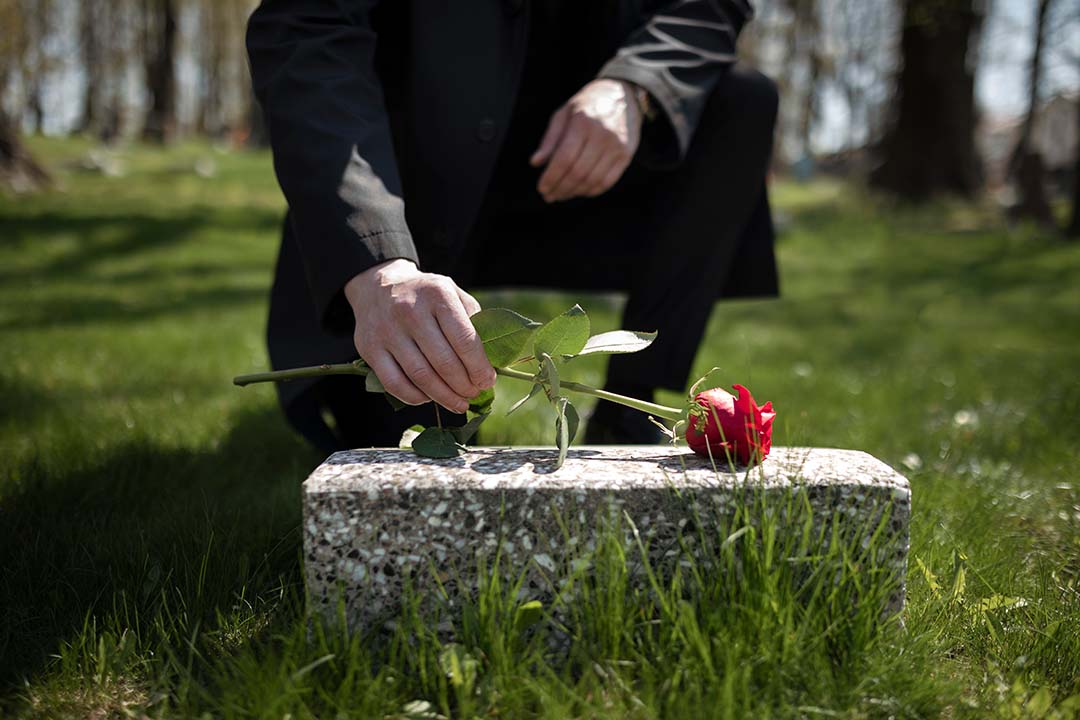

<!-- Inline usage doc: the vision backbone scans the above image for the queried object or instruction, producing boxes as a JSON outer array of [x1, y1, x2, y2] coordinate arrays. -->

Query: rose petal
[[732, 384, 755, 413]]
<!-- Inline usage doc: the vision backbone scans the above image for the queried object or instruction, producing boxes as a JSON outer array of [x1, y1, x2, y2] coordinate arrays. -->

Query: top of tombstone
[[305, 446, 910, 497]]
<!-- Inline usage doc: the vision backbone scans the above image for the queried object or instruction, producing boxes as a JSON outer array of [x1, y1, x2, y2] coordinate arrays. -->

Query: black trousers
[[295, 65, 779, 453]]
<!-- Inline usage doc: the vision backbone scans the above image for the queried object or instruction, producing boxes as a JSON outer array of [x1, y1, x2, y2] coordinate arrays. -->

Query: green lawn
[[1, 138, 1079, 718]]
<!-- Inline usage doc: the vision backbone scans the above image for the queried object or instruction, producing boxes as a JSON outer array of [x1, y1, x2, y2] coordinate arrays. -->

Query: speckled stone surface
[[303, 446, 910, 628]]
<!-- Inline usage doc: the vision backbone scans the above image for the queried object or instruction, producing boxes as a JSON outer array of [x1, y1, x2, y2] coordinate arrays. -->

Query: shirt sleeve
[[599, 0, 755, 168], [247, 0, 418, 334]]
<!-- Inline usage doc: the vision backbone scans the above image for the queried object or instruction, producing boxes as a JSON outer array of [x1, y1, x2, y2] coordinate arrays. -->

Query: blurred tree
[[76, 0, 105, 136], [1009, 0, 1055, 226], [1054, 0, 1080, 238], [832, 0, 899, 151], [19, 0, 53, 134], [871, 0, 984, 198], [781, 0, 823, 160], [0, 0, 49, 191], [1070, 112, 1080, 237], [0, 110, 50, 193], [232, 0, 268, 147], [142, 0, 177, 143], [193, 0, 264, 145], [196, 0, 226, 137]]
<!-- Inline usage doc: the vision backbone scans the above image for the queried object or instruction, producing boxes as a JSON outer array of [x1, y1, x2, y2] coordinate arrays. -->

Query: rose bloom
[[685, 384, 775, 465]]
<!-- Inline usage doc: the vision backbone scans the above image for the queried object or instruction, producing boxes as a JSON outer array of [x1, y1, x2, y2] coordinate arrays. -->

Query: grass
[[1, 137, 1079, 718]]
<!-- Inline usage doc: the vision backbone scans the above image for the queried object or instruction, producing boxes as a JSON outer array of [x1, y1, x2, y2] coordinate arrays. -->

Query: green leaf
[[399, 424, 425, 449], [507, 383, 542, 415], [533, 305, 590, 360], [411, 427, 464, 458], [540, 353, 560, 400], [468, 387, 495, 415], [365, 370, 408, 410], [365, 371, 386, 394], [564, 399, 580, 445], [553, 397, 578, 470], [572, 329, 657, 358], [471, 308, 541, 368], [450, 412, 490, 445], [514, 600, 544, 633]]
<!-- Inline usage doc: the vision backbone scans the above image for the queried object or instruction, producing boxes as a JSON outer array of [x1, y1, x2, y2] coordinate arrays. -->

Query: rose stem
[[492, 367, 683, 422], [232, 361, 365, 386], [233, 362, 684, 423]]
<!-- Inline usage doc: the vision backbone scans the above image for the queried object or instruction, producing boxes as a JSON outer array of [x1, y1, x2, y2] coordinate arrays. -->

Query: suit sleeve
[[247, 0, 417, 334], [599, 0, 755, 167]]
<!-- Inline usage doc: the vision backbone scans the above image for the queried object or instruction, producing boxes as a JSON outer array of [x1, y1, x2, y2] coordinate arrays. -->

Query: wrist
[[344, 258, 418, 311], [622, 80, 655, 124]]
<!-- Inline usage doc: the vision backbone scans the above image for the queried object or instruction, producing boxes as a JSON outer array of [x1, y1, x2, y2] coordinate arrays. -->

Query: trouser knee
[[696, 64, 779, 156]]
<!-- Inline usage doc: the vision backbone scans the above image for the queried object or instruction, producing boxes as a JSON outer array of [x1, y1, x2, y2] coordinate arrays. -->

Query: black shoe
[[583, 401, 666, 445]]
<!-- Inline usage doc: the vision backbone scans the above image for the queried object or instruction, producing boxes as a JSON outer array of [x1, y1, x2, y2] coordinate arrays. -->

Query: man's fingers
[[435, 295, 497, 388], [456, 287, 482, 316], [551, 138, 606, 201], [537, 125, 586, 200], [368, 351, 428, 406], [530, 106, 569, 167], [413, 315, 481, 399], [599, 160, 630, 195], [391, 340, 469, 413], [584, 154, 624, 197]]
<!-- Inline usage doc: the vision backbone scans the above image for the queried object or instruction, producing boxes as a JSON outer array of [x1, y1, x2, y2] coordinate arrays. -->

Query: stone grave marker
[[303, 446, 910, 629]]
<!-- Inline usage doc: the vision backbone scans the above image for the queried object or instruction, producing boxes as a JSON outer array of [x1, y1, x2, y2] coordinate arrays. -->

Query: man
[[247, 1, 779, 454]]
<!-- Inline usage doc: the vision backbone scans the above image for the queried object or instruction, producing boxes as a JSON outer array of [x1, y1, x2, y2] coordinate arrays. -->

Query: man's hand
[[530, 79, 643, 203], [344, 259, 497, 413]]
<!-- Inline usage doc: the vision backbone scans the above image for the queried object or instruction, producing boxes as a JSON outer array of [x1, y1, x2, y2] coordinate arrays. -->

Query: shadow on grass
[[0, 405, 319, 696], [784, 197, 1078, 309], [0, 206, 280, 278], [0, 375, 57, 425], [0, 207, 283, 331], [2, 205, 278, 264], [0, 286, 270, 331], [857, 235, 1078, 304], [1, 212, 200, 277]]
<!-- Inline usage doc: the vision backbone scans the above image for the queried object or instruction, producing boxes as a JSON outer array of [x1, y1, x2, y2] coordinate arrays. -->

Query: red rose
[[685, 384, 775, 465]]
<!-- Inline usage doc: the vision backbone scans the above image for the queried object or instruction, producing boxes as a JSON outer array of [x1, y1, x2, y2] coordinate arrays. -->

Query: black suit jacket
[[247, 0, 754, 339]]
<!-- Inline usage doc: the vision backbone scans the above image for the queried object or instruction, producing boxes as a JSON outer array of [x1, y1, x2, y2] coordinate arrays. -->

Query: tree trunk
[[77, 0, 103, 135], [870, 0, 984, 199], [26, 84, 45, 135], [142, 0, 177, 143], [0, 109, 50, 193], [1008, 0, 1054, 226], [1068, 105, 1080, 239], [197, 0, 223, 137], [793, 0, 820, 158], [27, 0, 51, 135]]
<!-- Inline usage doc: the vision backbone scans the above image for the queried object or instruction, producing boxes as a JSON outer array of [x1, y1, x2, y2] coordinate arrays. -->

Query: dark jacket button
[[476, 119, 496, 142]]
